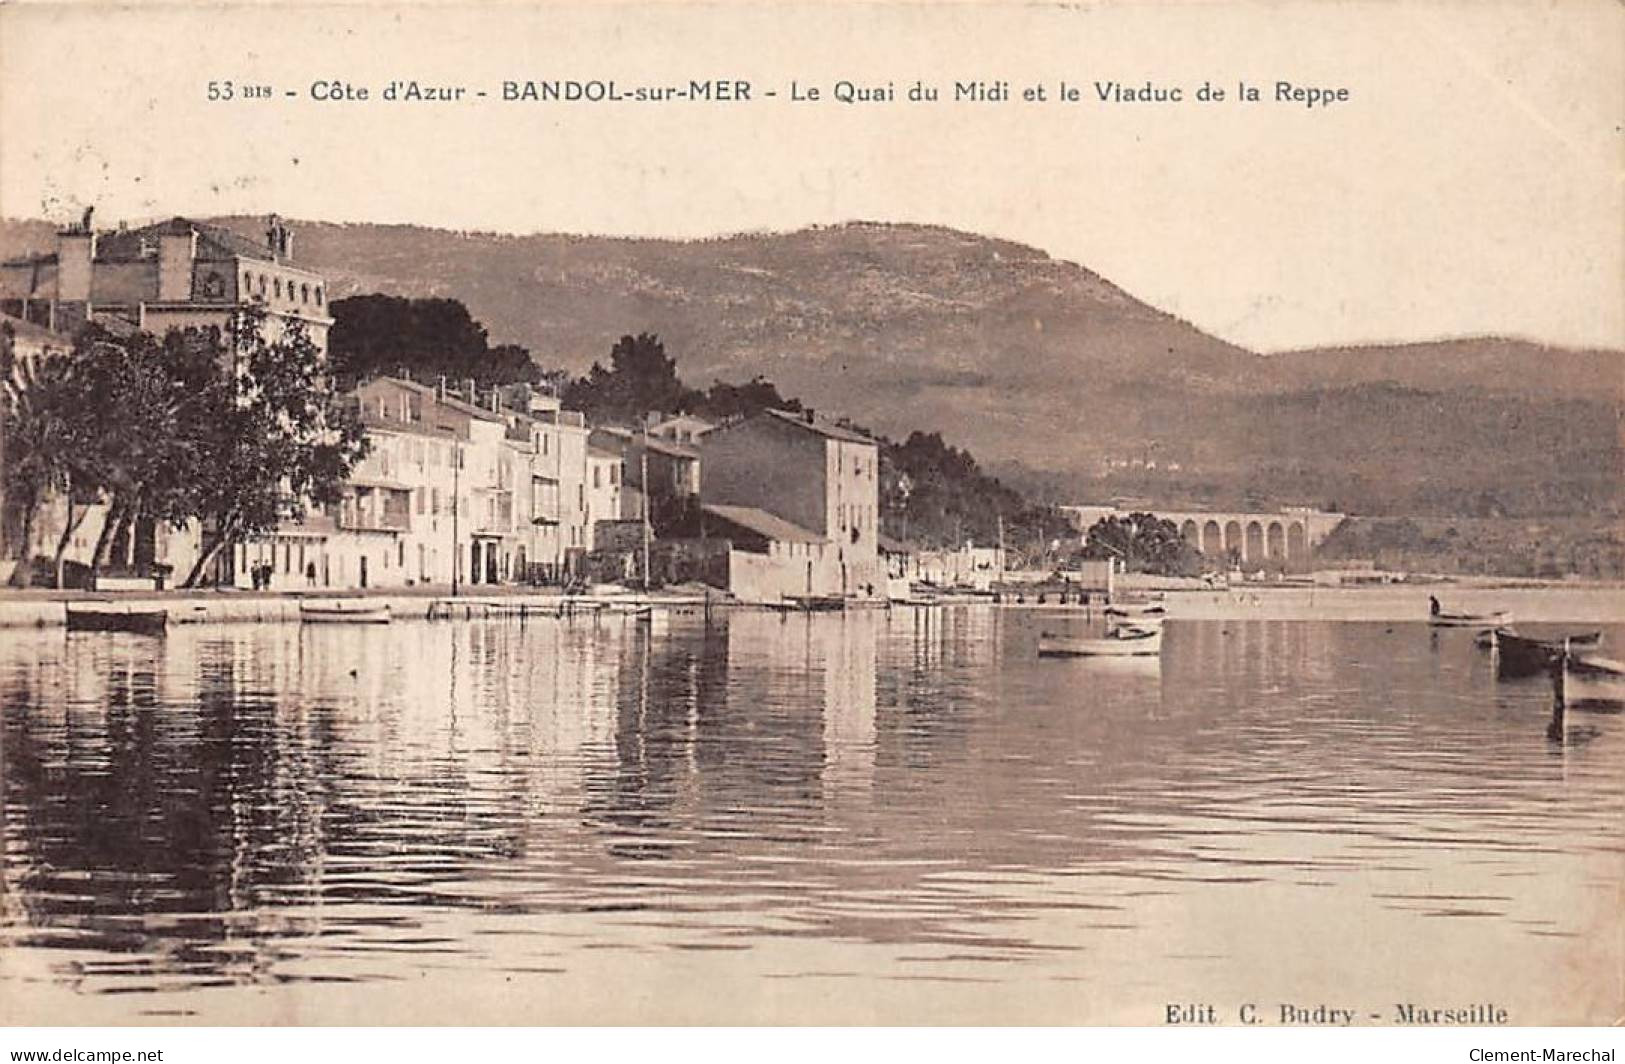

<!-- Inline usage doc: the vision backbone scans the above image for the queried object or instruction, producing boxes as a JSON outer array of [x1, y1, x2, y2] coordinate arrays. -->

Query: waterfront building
[[589, 427, 700, 535], [493, 386, 586, 581], [698, 408, 881, 602], [226, 376, 605, 591], [646, 412, 715, 446], [585, 443, 624, 545], [0, 213, 331, 354]]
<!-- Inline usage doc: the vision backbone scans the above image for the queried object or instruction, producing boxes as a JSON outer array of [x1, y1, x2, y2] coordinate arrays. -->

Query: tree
[[697, 375, 802, 422], [73, 326, 222, 580], [180, 312, 368, 587], [328, 294, 541, 389], [880, 430, 1033, 549], [1081, 512, 1197, 575], [562, 333, 700, 424], [1, 340, 103, 586]]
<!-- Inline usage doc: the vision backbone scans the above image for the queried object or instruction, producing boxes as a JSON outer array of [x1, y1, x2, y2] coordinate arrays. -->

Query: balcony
[[337, 504, 410, 532], [339, 483, 412, 533]]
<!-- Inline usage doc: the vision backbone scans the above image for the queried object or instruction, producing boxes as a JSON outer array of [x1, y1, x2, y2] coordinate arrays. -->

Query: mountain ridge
[[2, 215, 1618, 516]]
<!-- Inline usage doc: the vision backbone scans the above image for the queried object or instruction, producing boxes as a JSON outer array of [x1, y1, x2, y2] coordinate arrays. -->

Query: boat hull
[[1494, 630, 1602, 678], [1562, 654, 1625, 706], [1430, 610, 1512, 628], [65, 604, 168, 635], [300, 603, 392, 624], [1038, 628, 1163, 658]]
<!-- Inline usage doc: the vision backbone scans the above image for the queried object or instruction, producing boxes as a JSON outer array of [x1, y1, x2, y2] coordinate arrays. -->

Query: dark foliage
[[1080, 512, 1201, 576], [328, 294, 540, 389]]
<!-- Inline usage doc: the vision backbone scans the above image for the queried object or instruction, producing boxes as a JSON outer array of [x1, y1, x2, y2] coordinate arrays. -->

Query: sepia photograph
[[0, 0, 1621, 1036]]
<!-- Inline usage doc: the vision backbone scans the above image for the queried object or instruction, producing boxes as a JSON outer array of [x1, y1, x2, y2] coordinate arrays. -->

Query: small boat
[[770, 595, 846, 613], [299, 600, 392, 624], [1039, 624, 1163, 658], [1428, 604, 1512, 628], [65, 601, 168, 635], [1559, 651, 1625, 706], [1492, 629, 1603, 678], [1104, 602, 1168, 620]]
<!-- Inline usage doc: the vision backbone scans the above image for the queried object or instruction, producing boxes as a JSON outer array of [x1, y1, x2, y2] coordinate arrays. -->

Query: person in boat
[[1429, 595, 1441, 617]]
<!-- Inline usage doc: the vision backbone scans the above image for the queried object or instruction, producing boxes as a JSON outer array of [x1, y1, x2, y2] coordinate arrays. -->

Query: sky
[[1, 1, 1621, 353]]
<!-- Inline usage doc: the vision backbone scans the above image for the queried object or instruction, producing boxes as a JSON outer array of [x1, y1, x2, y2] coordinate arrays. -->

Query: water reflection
[[0, 612, 1620, 1022]]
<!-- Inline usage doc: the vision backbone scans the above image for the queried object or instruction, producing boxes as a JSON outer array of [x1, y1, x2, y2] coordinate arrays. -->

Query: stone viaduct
[[1059, 505, 1347, 567]]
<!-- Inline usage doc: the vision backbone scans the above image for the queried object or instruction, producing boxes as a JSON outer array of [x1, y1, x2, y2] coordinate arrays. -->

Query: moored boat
[[1428, 599, 1512, 628], [769, 595, 846, 612], [299, 600, 392, 624], [1038, 624, 1163, 658], [65, 601, 168, 635], [1492, 629, 1603, 678], [1104, 602, 1167, 621], [1559, 651, 1625, 706]]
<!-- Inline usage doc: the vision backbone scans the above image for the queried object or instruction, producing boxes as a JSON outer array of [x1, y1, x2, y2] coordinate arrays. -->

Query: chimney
[[56, 226, 96, 302], [803, 408, 816, 424], [157, 227, 197, 301]]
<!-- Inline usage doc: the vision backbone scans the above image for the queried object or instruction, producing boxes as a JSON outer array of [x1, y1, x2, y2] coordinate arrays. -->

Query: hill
[[2, 216, 1619, 518]]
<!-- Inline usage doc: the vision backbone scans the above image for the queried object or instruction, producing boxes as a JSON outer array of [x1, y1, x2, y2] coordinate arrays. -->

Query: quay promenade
[[0, 585, 716, 629], [3, 581, 1620, 628]]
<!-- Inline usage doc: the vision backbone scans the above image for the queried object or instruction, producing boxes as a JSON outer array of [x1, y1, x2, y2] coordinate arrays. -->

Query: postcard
[[0, 0, 1620, 1029]]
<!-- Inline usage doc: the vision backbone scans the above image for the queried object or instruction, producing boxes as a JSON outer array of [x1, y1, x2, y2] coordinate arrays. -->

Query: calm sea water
[[1, 606, 1620, 1024]]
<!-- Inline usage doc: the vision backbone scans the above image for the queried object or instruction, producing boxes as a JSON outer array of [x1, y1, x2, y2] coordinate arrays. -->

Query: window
[[593, 467, 601, 489], [578, 485, 584, 511], [610, 466, 618, 485], [415, 490, 425, 515], [431, 487, 440, 513], [301, 283, 310, 304], [315, 287, 323, 306], [274, 278, 282, 298]]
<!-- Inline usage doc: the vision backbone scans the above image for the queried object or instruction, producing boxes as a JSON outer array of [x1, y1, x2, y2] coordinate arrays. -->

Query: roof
[[651, 412, 715, 430], [0, 313, 72, 350], [362, 375, 436, 395], [877, 534, 917, 555], [643, 435, 700, 460], [348, 475, 412, 491], [593, 426, 700, 460], [587, 444, 622, 461], [436, 393, 505, 423], [703, 504, 823, 545], [763, 408, 876, 445], [92, 217, 297, 267]]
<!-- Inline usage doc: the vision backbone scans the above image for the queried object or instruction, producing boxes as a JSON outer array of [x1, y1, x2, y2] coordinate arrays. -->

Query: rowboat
[[1429, 606, 1512, 628], [1490, 629, 1603, 678], [1559, 651, 1625, 707], [1104, 602, 1167, 621], [299, 601, 392, 624], [768, 595, 845, 613], [65, 601, 168, 635], [1038, 624, 1163, 658]]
